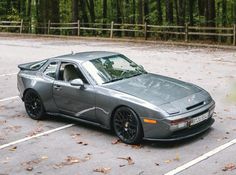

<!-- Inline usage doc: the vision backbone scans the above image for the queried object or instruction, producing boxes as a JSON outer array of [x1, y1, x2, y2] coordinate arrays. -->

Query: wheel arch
[[110, 105, 144, 134], [22, 88, 37, 101]]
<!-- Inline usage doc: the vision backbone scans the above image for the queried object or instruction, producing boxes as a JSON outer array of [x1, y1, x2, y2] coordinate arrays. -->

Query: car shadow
[[142, 128, 214, 149]]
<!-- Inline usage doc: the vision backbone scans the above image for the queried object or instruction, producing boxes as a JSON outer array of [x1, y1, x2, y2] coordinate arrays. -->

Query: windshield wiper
[[103, 77, 124, 84], [127, 72, 143, 78]]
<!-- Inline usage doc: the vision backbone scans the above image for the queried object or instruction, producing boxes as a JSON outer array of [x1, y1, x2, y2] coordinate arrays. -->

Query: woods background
[[0, 0, 236, 44]]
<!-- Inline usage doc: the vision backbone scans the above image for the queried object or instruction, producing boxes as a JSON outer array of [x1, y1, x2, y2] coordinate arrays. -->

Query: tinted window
[[44, 62, 58, 79]]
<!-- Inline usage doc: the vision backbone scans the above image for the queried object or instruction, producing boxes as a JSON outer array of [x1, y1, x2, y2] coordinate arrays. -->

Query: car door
[[52, 61, 96, 122]]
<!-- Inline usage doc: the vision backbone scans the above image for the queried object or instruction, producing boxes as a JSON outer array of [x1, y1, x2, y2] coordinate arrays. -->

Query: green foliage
[[0, 0, 236, 27]]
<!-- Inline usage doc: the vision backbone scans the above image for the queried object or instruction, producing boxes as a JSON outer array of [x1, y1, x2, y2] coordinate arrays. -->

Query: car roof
[[51, 51, 120, 63]]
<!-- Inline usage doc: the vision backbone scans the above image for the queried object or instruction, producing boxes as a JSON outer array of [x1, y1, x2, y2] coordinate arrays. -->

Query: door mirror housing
[[70, 78, 84, 87]]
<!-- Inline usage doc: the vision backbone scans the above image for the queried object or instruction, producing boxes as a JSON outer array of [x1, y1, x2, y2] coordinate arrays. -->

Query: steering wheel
[[120, 70, 130, 77]]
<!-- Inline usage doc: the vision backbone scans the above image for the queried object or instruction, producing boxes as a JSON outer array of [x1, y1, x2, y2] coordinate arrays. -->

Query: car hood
[[104, 73, 202, 107]]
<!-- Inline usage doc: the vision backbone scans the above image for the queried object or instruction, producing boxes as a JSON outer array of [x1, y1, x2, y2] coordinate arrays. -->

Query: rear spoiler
[[18, 62, 34, 70], [18, 59, 48, 71]]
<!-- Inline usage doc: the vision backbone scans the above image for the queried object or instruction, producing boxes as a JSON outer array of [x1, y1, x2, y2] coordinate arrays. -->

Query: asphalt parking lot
[[0, 36, 236, 175]]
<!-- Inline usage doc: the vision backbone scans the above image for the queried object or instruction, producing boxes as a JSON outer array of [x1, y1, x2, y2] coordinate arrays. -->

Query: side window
[[58, 62, 88, 84], [44, 62, 58, 79]]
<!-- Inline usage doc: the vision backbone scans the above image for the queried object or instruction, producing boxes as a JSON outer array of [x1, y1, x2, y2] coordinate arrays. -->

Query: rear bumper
[[143, 117, 214, 141]]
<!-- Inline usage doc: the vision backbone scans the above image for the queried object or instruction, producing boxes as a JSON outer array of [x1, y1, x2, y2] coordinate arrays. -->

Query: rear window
[[29, 60, 48, 70]]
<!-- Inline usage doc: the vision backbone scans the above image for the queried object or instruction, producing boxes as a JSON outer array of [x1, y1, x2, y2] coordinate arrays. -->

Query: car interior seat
[[63, 64, 80, 82]]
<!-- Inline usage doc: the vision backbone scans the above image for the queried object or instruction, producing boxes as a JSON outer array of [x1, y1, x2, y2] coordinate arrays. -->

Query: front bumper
[[143, 117, 214, 141], [141, 100, 215, 141]]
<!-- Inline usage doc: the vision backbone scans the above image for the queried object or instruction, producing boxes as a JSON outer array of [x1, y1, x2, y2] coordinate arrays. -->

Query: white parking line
[[0, 124, 75, 150], [165, 138, 236, 175], [0, 96, 19, 103], [0, 73, 17, 77]]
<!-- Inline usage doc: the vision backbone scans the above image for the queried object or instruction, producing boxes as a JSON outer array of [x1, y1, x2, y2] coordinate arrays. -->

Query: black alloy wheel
[[113, 107, 143, 144], [24, 90, 45, 120]]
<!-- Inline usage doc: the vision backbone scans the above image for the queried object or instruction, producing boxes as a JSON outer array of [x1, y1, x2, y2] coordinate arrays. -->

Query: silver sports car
[[17, 51, 215, 144]]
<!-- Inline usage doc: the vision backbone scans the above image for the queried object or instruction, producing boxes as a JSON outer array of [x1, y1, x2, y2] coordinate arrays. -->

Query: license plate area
[[190, 112, 209, 126]]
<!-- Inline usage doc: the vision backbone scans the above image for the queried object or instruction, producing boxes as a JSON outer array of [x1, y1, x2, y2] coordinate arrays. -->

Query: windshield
[[83, 55, 146, 84]]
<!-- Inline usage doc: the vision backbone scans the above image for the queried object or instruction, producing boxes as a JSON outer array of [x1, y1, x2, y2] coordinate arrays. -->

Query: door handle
[[53, 85, 61, 91]]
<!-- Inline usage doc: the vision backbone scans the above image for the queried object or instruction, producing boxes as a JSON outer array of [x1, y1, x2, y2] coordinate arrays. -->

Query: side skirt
[[47, 112, 110, 130]]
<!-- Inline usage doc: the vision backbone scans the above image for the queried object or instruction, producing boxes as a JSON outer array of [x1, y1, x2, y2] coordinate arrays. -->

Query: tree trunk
[[80, 0, 88, 23], [222, 0, 227, 26], [174, 0, 179, 25], [204, 0, 209, 26], [234, 0, 236, 24], [208, 0, 215, 27], [116, 0, 122, 36], [72, 0, 79, 22], [178, 0, 186, 26], [86, 0, 95, 23], [27, 0, 32, 21], [198, 0, 204, 16], [138, 0, 143, 24], [189, 0, 195, 26], [103, 0, 107, 23], [165, 0, 173, 24], [102, 0, 107, 35], [144, 0, 149, 23], [132, 0, 136, 24], [156, 0, 162, 25], [72, 0, 79, 35]]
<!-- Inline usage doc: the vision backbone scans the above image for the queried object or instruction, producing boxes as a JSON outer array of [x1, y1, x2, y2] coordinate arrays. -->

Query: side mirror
[[70, 78, 84, 87]]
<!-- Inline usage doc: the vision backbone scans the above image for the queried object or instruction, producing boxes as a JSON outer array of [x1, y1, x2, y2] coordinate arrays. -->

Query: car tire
[[113, 106, 143, 144], [24, 90, 46, 120]]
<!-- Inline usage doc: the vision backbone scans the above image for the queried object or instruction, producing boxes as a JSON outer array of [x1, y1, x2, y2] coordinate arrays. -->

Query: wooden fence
[[1, 20, 236, 46], [0, 20, 23, 34]]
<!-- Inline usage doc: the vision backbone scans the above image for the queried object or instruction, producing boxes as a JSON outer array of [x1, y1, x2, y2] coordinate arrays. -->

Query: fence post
[[110, 21, 114, 38], [77, 20, 80, 36], [185, 23, 189, 42], [144, 22, 147, 40], [47, 20, 50, 34], [233, 24, 236, 46], [20, 19, 23, 34]]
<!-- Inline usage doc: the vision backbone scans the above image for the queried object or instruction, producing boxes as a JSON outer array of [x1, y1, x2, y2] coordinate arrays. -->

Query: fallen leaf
[[222, 163, 236, 171], [26, 166, 33, 171], [83, 153, 92, 161], [93, 167, 111, 174], [164, 160, 172, 163], [71, 133, 80, 139], [27, 127, 44, 136], [0, 120, 6, 124], [111, 139, 121, 145], [9, 146, 17, 151], [4, 125, 22, 132], [41, 155, 48, 160], [174, 154, 180, 161], [65, 156, 80, 164], [77, 141, 88, 146], [53, 155, 91, 169], [117, 156, 134, 165], [131, 144, 143, 149]]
